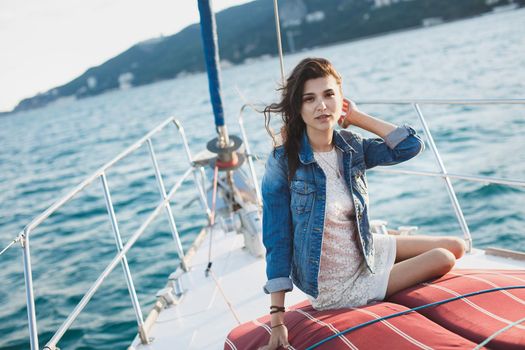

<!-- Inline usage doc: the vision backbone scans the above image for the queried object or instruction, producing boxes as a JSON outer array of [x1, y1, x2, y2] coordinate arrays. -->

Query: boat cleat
[[155, 287, 179, 307], [168, 268, 186, 297]]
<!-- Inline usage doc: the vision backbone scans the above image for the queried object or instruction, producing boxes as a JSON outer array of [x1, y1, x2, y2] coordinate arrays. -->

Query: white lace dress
[[308, 148, 397, 310]]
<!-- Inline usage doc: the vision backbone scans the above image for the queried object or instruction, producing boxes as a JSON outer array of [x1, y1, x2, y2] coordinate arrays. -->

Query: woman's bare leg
[[394, 235, 466, 262], [385, 235, 466, 298]]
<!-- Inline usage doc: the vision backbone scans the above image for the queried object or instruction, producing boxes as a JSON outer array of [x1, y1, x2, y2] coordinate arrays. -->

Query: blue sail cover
[[198, 0, 225, 127]]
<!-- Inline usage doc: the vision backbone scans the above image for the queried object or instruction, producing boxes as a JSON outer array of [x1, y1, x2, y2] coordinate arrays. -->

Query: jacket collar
[[298, 129, 355, 165]]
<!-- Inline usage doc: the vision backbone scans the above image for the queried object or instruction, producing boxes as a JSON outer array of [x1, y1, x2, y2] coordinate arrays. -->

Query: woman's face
[[300, 75, 343, 136]]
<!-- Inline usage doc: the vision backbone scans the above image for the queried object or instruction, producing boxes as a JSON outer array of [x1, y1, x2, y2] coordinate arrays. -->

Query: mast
[[197, 0, 242, 168]]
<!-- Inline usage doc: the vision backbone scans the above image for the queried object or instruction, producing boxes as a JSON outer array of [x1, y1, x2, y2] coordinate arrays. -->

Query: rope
[[208, 268, 242, 325], [305, 285, 525, 350], [0, 235, 22, 257], [472, 315, 525, 350]]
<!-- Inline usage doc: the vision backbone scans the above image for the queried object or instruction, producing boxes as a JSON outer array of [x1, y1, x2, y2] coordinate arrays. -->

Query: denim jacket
[[261, 124, 424, 298]]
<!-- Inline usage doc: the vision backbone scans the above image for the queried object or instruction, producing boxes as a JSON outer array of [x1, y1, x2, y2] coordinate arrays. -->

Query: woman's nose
[[317, 100, 327, 111]]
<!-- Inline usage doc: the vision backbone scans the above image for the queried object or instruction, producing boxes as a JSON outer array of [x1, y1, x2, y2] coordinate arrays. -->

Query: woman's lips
[[316, 114, 331, 121]]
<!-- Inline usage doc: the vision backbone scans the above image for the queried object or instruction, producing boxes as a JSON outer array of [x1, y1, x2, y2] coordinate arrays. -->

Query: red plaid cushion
[[388, 269, 525, 350]]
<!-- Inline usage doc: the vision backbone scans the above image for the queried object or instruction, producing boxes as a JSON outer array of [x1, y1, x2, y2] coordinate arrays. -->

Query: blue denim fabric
[[261, 124, 424, 298]]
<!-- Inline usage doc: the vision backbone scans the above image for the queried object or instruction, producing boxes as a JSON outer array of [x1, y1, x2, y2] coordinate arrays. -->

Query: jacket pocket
[[290, 180, 316, 214]]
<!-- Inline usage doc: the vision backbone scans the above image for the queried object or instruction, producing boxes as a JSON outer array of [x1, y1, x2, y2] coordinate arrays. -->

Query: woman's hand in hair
[[258, 324, 290, 350], [338, 98, 358, 129]]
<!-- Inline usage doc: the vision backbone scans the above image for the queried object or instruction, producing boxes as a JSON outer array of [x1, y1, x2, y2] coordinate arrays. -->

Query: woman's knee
[[439, 237, 466, 259], [429, 248, 456, 274]]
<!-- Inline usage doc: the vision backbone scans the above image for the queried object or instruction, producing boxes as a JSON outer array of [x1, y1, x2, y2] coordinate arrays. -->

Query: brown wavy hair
[[264, 57, 342, 181]]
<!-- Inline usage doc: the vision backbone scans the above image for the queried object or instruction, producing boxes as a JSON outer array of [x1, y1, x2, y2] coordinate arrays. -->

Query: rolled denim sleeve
[[363, 124, 425, 169], [261, 150, 294, 294], [384, 125, 411, 149]]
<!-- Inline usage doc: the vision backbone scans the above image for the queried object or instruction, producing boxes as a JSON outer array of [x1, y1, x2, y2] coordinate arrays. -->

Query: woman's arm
[[339, 99, 425, 168], [259, 152, 292, 350]]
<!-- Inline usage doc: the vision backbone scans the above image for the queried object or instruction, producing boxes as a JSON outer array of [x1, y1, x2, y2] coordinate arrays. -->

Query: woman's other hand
[[338, 98, 358, 129], [258, 324, 290, 350]]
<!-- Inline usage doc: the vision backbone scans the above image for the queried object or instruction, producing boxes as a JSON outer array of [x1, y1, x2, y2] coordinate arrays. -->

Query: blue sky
[[0, 0, 253, 112]]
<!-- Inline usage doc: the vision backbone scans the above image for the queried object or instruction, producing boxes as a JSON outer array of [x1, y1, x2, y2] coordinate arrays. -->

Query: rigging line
[[234, 85, 265, 114], [203, 165, 242, 325], [472, 315, 525, 350], [305, 285, 525, 350], [206, 164, 220, 271], [208, 268, 242, 325], [0, 235, 22, 257], [272, 0, 286, 86]]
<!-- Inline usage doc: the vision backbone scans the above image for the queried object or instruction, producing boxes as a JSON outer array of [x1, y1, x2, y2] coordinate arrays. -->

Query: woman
[[259, 58, 466, 349]]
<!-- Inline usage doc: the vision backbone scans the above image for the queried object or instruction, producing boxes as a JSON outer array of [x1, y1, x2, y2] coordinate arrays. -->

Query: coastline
[[4, 6, 523, 117]]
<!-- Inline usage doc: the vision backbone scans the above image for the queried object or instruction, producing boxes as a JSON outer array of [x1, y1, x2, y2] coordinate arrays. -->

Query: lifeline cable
[[305, 285, 525, 350], [0, 235, 21, 257], [472, 315, 525, 350]]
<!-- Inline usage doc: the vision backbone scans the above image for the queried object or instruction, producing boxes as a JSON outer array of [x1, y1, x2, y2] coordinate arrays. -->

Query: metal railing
[[7, 116, 212, 350], [238, 103, 264, 206], [238, 98, 525, 253]]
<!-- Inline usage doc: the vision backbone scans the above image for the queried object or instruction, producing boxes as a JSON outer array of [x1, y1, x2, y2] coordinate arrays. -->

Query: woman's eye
[[326, 91, 335, 97], [303, 97, 314, 103]]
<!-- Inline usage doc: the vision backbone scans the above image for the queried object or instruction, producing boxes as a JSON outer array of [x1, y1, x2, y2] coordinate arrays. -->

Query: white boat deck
[[129, 229, 525, 350]]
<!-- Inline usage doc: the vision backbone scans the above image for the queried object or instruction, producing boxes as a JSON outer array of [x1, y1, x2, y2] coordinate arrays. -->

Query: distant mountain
[[10, 0, 523, 114]]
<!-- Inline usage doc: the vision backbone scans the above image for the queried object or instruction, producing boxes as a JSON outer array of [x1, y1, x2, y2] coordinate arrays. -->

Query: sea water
[[0, 9, 524, 350]]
